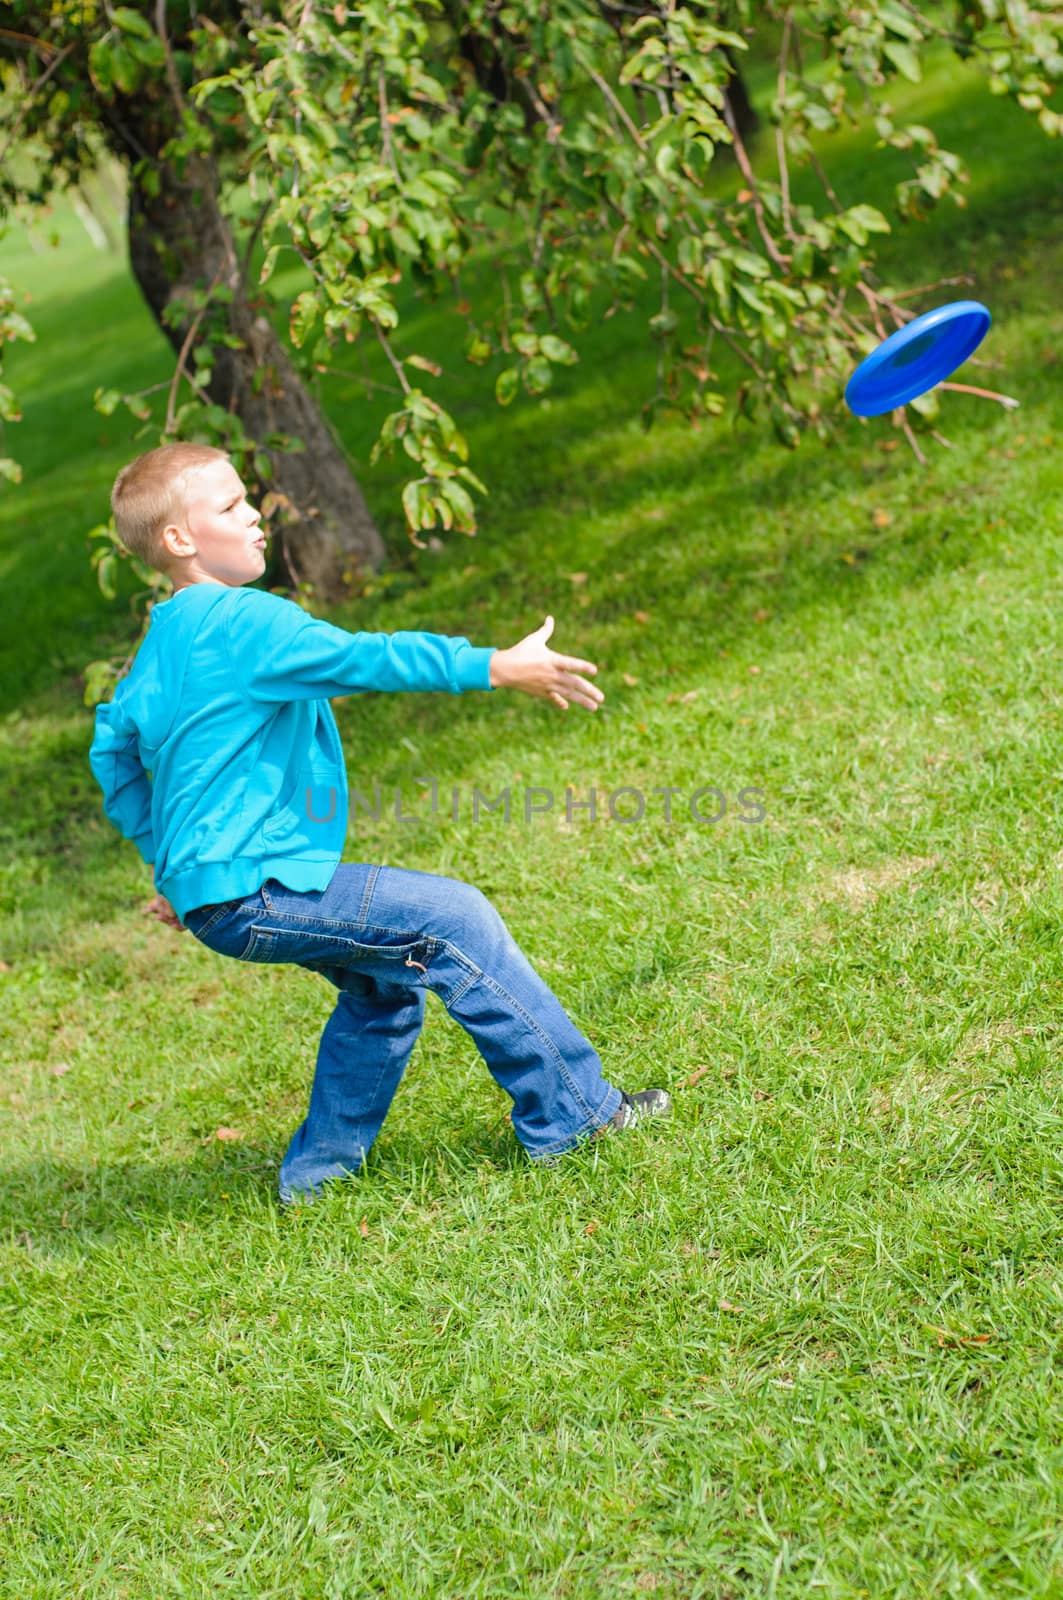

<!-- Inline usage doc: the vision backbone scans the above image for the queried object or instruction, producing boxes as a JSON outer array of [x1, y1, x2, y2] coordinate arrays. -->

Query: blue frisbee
[[845, 300, 991, 417]]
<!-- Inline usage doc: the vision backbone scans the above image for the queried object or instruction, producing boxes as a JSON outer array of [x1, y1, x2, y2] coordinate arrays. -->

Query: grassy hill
[[1, 50, 1063, 1599]]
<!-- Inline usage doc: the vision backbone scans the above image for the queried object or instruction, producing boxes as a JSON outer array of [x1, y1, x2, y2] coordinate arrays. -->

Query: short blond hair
[[111, 442, 231, 573]]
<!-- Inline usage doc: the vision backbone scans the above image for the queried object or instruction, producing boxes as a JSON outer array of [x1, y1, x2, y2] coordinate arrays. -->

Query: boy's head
[[111, 442, 266, 591]]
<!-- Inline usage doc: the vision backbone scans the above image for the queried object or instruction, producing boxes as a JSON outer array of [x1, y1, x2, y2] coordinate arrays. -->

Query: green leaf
[[289, 291, 319, 347], [729, 247, 770, 279], [708, 256, 730, 309], [125, 34, 166, 70], [495, 368, 520, 406], [88, 39, 114, 97], [648, 309, 678, 338], [845, 203, 890, 236], [879, 2, 925, 42], [539, 335, 578, 365], [734, 281, 770, 314], [441, 479, 476, 532], [94, 387, 122, 417], [402, 480, 424, 529], [908, 389, 940, 419], [97, 552, 118, 600], [456, 465, 488, 495], [883, 41, 922, 83], [523, 357, 553, 394], [836, 203, 891, 246], [259, 245, 282, 286], [110, 43, 141, 96], [113, 7, 155, 38]]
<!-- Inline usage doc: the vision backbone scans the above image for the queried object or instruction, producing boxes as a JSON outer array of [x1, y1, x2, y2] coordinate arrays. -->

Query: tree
[[0, 0, 1060, 701]]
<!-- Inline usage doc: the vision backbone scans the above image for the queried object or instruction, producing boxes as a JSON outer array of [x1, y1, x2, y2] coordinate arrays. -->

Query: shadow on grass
[[0, 1123, 532, 1253]]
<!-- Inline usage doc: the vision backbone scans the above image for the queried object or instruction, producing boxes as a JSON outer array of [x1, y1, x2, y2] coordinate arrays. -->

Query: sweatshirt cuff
[[455, 645, 497, 691], [133, 831, 156, 866]]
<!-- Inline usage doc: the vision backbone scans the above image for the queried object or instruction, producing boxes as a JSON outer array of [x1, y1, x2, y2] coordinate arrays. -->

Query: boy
[[89, 443, 671, 1206]]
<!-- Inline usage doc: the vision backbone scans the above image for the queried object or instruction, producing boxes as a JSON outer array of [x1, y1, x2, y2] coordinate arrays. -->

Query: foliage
[[0, 0, 1061, 574]]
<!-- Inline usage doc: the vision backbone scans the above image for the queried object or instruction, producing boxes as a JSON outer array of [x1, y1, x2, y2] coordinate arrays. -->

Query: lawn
[[2, 46, 1063, 1600]]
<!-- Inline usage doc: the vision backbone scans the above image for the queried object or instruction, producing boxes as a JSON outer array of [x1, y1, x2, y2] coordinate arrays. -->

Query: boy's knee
[[441, 879, 506, 943]]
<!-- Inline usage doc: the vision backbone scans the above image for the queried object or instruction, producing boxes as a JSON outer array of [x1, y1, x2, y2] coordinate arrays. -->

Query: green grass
[[3, 54, 1063, 1599]]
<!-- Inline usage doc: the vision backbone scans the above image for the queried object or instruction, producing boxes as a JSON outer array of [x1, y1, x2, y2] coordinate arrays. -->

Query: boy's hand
[[489, 615, 605, 712], [142, 892, 186, 931]]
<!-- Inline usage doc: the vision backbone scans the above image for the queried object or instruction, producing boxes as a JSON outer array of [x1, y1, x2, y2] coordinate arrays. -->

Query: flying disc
[[845, 300, 991, 417]]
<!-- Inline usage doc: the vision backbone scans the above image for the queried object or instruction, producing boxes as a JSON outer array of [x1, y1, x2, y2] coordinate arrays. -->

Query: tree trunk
[[94, 104, 388, 601], [722, 53, 759, 141]]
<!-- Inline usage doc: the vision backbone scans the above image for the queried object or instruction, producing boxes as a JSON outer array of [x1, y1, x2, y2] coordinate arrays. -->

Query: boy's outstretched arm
[[488, 615, 604, 712]]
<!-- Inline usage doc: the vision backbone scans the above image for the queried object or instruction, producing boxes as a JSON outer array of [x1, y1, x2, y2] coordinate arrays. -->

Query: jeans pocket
[[235, 925, 278, 962], [190, 910, 274, 963]]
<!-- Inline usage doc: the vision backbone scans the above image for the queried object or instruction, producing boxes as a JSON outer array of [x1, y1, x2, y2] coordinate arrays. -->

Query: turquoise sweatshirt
[[88, 582, 497, 925]]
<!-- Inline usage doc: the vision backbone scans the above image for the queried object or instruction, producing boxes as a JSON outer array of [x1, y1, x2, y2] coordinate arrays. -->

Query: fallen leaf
[[215, 1126, 242, 1142], [872, 508, 892, 528], [633, 610, 650, 624], [359, 1217, 369, 1238], [686, 1064, 713, 1087], [51, 1061, 72, 1077], [622, 673, 640, 687], [736, 188, 753, 203], [0, 960, 10, 972], [568, 572, 588, 586], [748, 665, 761, 676], [719, 1299, 745, 1314], [753, 608, 772, 624], [584, 1220, 600, 1235]]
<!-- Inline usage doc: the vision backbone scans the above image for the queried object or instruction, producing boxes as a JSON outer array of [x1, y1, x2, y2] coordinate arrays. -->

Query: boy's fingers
[[564, 672, 604, 701]]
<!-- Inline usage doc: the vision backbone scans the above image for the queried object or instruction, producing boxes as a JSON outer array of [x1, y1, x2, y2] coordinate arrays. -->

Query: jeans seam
[[259, 868, 384, 933], [359, 863, 382, 926], [194, 903, 236, 938], [447, 966, 599, 1127], [531, 1086, 623, 1156]]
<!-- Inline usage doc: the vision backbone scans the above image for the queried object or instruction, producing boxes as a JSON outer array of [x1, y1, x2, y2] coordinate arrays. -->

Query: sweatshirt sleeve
[[224, 588, 497, 704], [88, 697, 156, 866]]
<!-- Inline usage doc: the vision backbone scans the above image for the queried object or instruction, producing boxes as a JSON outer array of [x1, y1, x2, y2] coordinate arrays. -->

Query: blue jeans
[[182, 864, 623, 1202]]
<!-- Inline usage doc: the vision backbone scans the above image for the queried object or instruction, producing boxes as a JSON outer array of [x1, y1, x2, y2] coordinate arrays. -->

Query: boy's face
[[162, 460, 266, 589]]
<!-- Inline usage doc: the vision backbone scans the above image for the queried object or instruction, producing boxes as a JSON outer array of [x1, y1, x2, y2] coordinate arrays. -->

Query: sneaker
[[605, 1087, 673, 1132], [529, 1088, 675, 1167]]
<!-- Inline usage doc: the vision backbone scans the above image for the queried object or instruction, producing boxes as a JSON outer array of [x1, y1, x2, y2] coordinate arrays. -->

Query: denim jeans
[[182, 864, 623, 1202]]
